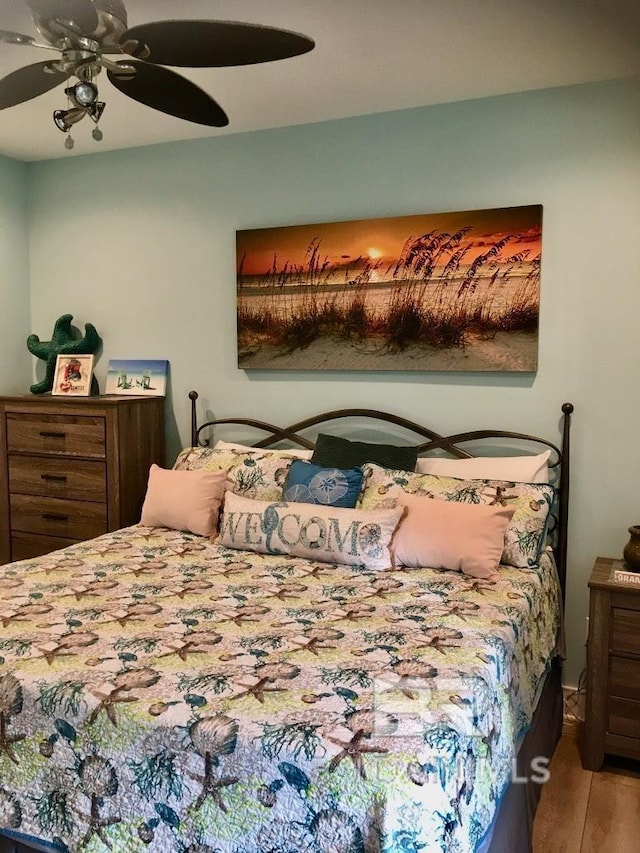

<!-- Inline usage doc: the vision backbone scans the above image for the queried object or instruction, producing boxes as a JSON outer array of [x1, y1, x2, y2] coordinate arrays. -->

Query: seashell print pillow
[[359, 462, 555, 569], [173, 446, 304, 502]]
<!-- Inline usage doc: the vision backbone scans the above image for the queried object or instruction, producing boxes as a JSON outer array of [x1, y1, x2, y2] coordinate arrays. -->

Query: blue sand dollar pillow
[[284, 460, 364, 508]]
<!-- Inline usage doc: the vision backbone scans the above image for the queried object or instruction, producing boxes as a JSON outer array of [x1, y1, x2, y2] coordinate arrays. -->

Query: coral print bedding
[[0, 523, 560, 852]]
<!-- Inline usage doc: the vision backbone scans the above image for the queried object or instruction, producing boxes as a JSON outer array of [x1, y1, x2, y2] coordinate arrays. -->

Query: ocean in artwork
[[236, 205, 542, 372]]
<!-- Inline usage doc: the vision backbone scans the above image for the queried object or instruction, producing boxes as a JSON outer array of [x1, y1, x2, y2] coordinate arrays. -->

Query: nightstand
[[583, 556, 640, 770], [0, 395, 164, 564]]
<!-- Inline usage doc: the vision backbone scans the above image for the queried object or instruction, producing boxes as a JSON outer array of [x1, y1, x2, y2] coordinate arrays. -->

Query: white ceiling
[[0, 0, 638, 162]]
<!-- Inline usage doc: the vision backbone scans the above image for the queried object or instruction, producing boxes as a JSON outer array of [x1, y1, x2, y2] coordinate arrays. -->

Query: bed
[[0, 394, 573, 853]]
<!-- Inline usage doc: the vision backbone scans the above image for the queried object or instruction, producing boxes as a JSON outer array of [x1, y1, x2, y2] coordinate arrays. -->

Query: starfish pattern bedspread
[[0, 526, 561, 852]]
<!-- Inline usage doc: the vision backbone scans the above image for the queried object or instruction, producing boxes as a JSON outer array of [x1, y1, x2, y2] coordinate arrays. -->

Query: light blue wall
[[0, 155, 31, 392], [24, 76, 640, 685]]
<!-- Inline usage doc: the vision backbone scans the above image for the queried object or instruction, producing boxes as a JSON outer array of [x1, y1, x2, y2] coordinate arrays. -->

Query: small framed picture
[[52, 354, 95, 396], [105, 359, 168, 396]]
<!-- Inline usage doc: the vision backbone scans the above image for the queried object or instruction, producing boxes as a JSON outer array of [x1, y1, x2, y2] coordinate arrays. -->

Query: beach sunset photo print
[[236, 205, 542, 371]]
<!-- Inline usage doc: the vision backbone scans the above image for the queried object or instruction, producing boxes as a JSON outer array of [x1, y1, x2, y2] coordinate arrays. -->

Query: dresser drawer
[[11, 532, 83, 562], [9, 456, 107, 502], [610, 656, 640, 701], [609, 696, 640, 739], [6, 413, 106, 458], [10, 494, 107, 540], [611, 607, 640, 654]]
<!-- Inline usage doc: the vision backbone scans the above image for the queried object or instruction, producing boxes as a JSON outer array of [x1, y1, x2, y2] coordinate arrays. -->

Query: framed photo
[[105, 359, 168, 396], [52, 354, 95, 396]]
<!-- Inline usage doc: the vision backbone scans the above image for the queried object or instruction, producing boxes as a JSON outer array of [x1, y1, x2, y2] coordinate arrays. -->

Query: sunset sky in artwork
[[237, 205, 542, 276]]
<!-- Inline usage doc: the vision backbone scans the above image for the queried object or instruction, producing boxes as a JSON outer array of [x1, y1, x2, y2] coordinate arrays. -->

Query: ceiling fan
[[0, 0, 315, 147]]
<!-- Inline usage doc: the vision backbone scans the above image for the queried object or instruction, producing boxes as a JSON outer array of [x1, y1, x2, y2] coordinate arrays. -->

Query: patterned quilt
[[0, 526, 561, 853]]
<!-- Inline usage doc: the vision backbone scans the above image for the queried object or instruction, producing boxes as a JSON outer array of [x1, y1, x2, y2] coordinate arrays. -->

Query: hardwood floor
[[533, 721, 640, 852]]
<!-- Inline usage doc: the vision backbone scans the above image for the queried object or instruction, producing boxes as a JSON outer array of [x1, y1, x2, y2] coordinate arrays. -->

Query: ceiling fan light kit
[[68, 78, 97, 106], [0, 0, 315, 149]]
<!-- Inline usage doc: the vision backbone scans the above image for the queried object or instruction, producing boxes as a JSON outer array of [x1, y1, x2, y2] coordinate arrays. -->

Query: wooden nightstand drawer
[[10, 494, 107, 540], [609, 696, 640, 739], [9, 456, 107, 502], [610, 656, 640, 701], [6, 413, 106, 458], [611, 607, 640, 654]]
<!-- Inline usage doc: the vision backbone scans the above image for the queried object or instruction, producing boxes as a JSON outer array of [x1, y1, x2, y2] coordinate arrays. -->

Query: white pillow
[[214, 440, 313, 460], [415, 449, 551, 484]]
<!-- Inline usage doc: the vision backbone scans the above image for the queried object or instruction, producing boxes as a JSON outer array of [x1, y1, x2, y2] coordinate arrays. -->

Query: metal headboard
[[188, 391, 573, 601]]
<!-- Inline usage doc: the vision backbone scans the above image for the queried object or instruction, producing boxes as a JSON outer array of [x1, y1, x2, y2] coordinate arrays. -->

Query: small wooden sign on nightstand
[[610, 560, 640, 586]]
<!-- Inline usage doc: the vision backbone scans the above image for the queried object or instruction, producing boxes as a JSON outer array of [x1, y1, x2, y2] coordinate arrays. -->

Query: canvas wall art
[[236, 205, 542, 372], [105, 359, 168, 396]]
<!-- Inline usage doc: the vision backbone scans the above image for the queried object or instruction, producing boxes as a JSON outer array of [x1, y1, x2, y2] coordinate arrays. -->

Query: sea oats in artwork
[[236, 205, 541, 372]]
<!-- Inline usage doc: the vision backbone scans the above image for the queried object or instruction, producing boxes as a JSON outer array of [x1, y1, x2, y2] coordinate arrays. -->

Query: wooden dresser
[[583, 556, 640, 770], [0, 395, 164, 564]]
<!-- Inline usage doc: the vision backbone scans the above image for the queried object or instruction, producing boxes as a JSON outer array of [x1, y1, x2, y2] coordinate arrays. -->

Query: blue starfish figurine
[[27, 314, 102, 394]]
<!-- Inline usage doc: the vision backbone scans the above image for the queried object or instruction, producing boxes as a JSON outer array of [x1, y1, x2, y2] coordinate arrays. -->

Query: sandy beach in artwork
[[236, 205, 542, 372], [238, 330, 537, 372]]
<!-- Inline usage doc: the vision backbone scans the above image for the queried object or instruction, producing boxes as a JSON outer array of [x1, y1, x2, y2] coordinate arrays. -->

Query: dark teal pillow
[[311, 433, 418, 472], [283, 460, 364, 508]]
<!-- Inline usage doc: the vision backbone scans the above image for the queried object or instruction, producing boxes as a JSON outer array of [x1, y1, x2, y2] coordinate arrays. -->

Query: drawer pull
[[39, 430, 67, 439], [40, 474, 68, 482], [42, 512, 69, 522]]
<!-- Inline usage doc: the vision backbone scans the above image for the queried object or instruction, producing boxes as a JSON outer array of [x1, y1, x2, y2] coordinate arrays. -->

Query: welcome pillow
[[219, 491, 404, 570]]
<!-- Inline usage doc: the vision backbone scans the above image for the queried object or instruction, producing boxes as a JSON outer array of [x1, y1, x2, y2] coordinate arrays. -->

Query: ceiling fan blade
[[106, 61, 229, 127], [119, 20, 315, 68], [0, 61, 66, 109], [0, 29, 37, 46], [24, 0, 99, 36]]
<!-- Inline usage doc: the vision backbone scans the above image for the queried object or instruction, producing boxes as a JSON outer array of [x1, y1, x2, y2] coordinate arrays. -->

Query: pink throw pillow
[[391, 490, 516, 581], [140, 464, 227, 537]]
